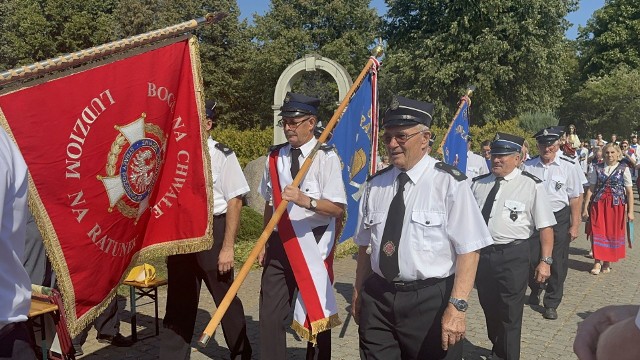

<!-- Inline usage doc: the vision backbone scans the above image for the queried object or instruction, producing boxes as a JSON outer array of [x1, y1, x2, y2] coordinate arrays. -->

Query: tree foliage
[[577, 0, 640, 79], [246, 0, 381, 126], [560, 65, 640, 138], [381, 0, 578, 126]]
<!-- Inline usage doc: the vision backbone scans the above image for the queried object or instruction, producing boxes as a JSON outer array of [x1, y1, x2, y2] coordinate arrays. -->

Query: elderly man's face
[[491, 153, 520, 177], [282, 115, 316, 148], [382, 124, 430, 171]]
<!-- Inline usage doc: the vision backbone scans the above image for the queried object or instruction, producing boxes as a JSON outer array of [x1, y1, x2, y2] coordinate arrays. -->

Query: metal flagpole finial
[[369, 38, 387, 62], [466, 85, 477, 96]]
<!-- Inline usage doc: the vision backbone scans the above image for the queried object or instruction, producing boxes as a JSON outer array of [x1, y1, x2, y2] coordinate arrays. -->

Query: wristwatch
[[308, 197, 318, 211], [540, 256, 553, 265], [449, 297, 468, 312]]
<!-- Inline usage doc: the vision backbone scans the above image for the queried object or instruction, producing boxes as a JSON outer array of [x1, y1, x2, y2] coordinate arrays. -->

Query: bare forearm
[[583, 187, 593, 213], [626, 186, 634, 213], [569, 195, 583, 227], [539, 226, 554, 258], [223, 197, 242, 249], [354, 246, 372, 291], [450, 251, 480, 300]]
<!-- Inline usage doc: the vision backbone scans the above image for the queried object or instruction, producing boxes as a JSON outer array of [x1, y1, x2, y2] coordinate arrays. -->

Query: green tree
[[577, 0, 640, 79], [560, 65, 640, 138], [381, 0, 578, 126], [246, 0, 381, 127]]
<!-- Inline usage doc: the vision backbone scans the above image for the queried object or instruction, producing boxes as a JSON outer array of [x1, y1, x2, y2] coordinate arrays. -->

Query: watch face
[[458, 300, 468, 311]]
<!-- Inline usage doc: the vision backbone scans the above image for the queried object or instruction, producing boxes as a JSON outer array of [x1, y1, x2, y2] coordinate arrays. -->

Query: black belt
[[214, 213, 226, 219], [373, 273, 449, 292], [483, 238, 528, 252]]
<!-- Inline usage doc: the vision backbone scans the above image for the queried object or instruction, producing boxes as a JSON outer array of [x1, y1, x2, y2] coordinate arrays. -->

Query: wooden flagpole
[[198, 55, 380, 347], [0, 13, 226, 87]]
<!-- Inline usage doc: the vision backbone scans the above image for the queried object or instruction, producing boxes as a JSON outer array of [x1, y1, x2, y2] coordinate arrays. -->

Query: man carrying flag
[[440, 92, 473, 174], [258, 92, 346, 360]]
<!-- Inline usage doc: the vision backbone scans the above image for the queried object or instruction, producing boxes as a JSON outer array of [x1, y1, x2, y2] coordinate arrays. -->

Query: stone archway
[[272, 54, 352, 144]]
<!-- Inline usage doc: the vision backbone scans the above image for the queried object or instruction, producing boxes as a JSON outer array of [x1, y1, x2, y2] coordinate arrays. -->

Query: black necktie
[[481, 177, 504, 224], [290, 148, 302, 179], [379, 172, 410, 281]]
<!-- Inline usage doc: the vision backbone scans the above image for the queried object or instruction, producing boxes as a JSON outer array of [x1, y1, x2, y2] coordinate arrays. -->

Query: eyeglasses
[[278, 117, 310, 129], [382, 130, 428, 144]]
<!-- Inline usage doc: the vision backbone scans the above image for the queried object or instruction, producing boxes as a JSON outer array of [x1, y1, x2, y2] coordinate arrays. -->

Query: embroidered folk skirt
[[589, 188, 627, 262]]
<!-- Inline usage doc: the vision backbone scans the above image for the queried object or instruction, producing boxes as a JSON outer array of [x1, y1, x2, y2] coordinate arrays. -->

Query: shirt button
[[369, 219, 373, 224], [305, 188, 309, 192], [425, 220, 430, 225]]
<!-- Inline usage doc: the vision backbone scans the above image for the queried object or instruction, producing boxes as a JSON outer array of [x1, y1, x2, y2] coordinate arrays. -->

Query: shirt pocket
[[502, 200, 526, 223], [551, 174, 567, 192], [364, 212, 386, 248], [410, 211, 445, 251]]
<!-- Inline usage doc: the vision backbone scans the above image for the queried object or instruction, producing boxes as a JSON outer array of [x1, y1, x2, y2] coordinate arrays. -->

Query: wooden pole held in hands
[[198, 57, 378, 347]]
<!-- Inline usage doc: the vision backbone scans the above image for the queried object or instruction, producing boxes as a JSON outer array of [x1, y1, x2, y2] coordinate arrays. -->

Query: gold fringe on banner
[[291, 313, 342, 344]]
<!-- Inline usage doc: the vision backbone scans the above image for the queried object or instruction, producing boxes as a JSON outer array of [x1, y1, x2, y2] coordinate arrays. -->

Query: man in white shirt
[[0, 126, 35, 360], [465, 136, 489, 185], [161, 100, 252, 360], [524, 127, 585, 321], [352, 95, 492, 359], [258, 92, 346, 360], [471, 132, 556, 360]]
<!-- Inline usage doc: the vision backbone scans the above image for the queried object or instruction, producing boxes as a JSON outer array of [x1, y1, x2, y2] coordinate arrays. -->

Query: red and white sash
[[269, 149, 341, 342]]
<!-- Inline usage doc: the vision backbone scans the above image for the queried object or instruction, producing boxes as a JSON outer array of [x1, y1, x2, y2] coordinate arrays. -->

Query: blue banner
[[329, 73, 374, 243], [441, 99, 470, 173]]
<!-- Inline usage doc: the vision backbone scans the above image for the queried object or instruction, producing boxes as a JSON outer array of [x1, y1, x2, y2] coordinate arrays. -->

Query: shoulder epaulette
[[319, 143, 336, 153], [367, 165, 393, 181], [435, 162, 467, 181], [563, 152, 577, 159], [560, 156, 575, 165], [214, 142, 233, 156], [521, 171, 542, 183], [268, 142, 288, 154], [472, 173, 492, 182]]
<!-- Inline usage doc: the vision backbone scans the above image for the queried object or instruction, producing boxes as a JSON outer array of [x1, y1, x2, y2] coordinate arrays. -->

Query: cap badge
[[543, 129, 549, 136], [284, 95, 291, 103], [494, 133, 500, 141]]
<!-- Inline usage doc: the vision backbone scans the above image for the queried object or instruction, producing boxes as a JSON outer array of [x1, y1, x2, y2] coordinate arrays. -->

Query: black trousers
[[0, 322, 37, 360], [358, 273, 461, 360], [476, 240, 530, 360], [161, 214, 251, 360], [529, 206, 571, 309], [72, 297, 119, 346], [260, 232, 331, 360]]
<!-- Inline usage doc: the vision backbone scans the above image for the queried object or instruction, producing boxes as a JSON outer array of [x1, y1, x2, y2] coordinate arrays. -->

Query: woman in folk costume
[[582, 143, 634, 275]]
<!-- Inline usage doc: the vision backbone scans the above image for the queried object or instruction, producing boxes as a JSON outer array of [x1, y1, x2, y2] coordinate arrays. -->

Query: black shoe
[[528, 292, 540, 306], [96, 333, 134, 347], [73, 344, 84, 357], [543, 307, 558, 320]]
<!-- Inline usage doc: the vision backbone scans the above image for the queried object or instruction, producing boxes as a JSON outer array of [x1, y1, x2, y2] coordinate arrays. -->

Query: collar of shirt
[[389, 152, 433, 186], [531, 154, 561, 168], [502, 167, 521, 182], [288, 137, 318, 159]]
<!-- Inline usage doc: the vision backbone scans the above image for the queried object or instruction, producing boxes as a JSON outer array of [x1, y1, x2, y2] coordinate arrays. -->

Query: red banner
[[0, 37, 213, 335]]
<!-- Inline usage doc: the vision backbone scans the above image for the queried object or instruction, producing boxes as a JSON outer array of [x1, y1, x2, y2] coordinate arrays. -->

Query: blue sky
[[237, 0, 605, 40]]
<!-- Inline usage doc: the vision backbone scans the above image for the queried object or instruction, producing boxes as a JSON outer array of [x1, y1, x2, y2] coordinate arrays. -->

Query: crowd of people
[[1, 89, 639, 360]]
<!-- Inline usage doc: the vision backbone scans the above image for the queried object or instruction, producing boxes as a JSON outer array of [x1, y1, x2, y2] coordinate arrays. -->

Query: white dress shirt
[[0, 127, 31, 330], [524, 154, 585, 212], [471, 169, 557, 244], [208, 138, 250, 216], [466, 150, 490, 185], [259, 137, 347, 229], [354, 154, 492, 281]]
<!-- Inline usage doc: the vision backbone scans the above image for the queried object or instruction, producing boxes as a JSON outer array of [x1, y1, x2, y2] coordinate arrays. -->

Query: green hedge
[[210, 127, 274, 168]]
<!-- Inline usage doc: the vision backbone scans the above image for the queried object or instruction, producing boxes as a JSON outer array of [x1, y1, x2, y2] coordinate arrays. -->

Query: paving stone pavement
[[78, 206, 640, 359]]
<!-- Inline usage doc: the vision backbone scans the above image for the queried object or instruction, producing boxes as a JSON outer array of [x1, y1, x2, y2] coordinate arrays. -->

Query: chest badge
[[510, 210, 518, 222], [382, 241, 396, 256], [555, 181, 564, 190]]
